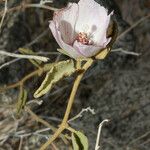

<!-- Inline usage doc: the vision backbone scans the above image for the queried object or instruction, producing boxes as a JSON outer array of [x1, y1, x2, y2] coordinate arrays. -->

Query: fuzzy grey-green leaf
[[72, 131, 89, 150], [34, 59, 75, 98], [72, 132, 79, 150]]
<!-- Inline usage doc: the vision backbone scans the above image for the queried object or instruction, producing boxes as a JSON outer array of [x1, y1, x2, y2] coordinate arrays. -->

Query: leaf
[[72, 132, 79, 150], [72, 131, 89, 150], [34, 59, 76, 98], [16, 86, 27, 115], [19, 48, 42, 68], [57, 48, 71, 57], [95, 47, 111, 60]]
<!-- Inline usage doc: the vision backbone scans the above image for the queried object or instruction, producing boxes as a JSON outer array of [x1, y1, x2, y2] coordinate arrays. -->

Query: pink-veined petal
[[73, 40, 103, 57], [53, 3, 78, 44], [75, 0, 112, 46], [49, 21, 82, 58]]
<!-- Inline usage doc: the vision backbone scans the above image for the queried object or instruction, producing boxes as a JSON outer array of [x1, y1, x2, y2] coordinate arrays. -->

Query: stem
[[25, 106, 68, 145], [0, 63, 52, 93], [0, 69, 40, 92], [40, 59, 94, 150]]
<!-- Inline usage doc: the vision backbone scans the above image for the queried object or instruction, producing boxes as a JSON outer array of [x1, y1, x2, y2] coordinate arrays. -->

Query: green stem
[[40, 59, 94, 150]]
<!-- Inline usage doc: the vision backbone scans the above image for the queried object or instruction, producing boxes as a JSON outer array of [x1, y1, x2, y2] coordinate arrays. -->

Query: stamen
[[76, 32, 92, 45]]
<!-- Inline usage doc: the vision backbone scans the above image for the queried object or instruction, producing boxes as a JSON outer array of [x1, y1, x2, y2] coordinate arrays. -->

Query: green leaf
[[57, 48, 71, 57], [18, 48, 42, 68], [72, 131, 89, 150], [16, 86, 28, 115], [34, 59, 76, 98]]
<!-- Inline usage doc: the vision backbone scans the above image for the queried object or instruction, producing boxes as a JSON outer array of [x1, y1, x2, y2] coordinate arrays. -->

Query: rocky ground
[[0, 0, 149, 149]]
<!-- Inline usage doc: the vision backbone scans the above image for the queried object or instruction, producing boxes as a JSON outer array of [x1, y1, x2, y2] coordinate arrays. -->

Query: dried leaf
[[16, 86, 27, 115], [34, 59, 76, 98], [72, 131, 89, 150]]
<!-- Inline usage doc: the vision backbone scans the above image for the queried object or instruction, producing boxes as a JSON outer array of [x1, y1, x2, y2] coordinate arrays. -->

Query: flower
[[49, 0, 113, 59]]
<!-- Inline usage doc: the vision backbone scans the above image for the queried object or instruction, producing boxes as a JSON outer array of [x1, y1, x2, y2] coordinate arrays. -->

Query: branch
[[0, 58, 20, 70], [0, 50, 49, 62], [95, 119, 109, 150], [111, 48, 141, 56], [0, 1, 58, 16], [25, 106, 69, 145], [117, 14, 150, 41], [0, 0, 7, 33], [68, 106, 95, 123]]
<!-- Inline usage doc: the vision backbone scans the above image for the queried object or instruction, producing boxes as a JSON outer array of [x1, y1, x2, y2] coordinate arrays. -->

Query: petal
[[75, 0, 112, 46], [49, 21, 82, 59], [94, 12, 113, 46], [53, 3, 78, 44], [73, 40, 103, 57]]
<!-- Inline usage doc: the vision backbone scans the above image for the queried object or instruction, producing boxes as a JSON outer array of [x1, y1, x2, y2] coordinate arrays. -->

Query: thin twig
[[111, 48, 141, 56], [139, 138, 150, 146], [25, 106, 54, 130], [0, 29, 55, 70], [0, 2, 58, 16], [68, 106, 95, 122], [128, 130, 150, 145], [25, 106, 68, 145], [24, 3, 58, 11], [27, 99, 43, 105], [117, 14, 150, 41], [95, 119, 109, 150], [51, 142, 59, 150], [14, 128, 50, 138], [0, 50, 49, 62], [40, 0, 53, 5], [18, 137, 23, 150], [0, 0, 7, 32], [0, 58, 21, 70], [0, 62, 53, 93], [25, 29, 49, 48], [0, 68, 40, 92]]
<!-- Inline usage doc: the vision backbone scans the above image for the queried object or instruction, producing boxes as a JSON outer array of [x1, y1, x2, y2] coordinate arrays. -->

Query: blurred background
[[0, 0, 150, 149]]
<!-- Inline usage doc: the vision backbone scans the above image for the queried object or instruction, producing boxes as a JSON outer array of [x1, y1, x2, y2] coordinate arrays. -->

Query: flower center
[[76, 32, 92, 45]]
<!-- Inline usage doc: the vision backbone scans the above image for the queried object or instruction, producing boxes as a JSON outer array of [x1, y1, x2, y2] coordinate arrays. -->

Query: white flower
[[49, 0, 113, 59]]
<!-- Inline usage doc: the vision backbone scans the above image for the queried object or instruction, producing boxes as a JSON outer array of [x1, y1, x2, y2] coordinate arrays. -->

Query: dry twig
[[95, 119, 109, 150], [117, 14, 150, 41], [68, 106, 95, 123], [0, 0, 7, 32], [0, 50, 49, 62]]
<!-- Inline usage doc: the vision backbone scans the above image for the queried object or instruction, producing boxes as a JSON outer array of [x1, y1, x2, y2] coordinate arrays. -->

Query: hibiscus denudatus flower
[[49, 0, 115, 59]]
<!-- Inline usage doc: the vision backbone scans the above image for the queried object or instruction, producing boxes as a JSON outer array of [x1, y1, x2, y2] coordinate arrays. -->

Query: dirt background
[[0, 0, 150, 150]]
